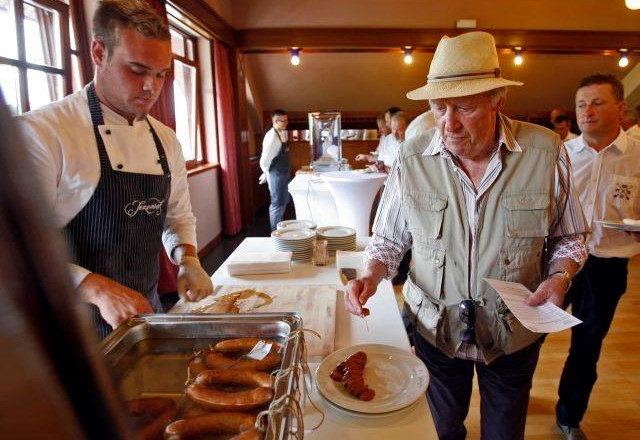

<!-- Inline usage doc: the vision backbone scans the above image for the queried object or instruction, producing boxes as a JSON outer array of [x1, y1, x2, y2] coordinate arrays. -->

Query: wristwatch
[[548, 269, 572, 291]]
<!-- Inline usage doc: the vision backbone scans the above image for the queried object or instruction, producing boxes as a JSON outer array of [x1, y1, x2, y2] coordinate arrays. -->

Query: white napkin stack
[[227, 252, 293, 276]]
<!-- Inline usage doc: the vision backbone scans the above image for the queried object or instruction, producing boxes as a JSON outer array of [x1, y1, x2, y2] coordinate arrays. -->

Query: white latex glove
[[258, 172, 267, 185], [177, 256, 213, 302]]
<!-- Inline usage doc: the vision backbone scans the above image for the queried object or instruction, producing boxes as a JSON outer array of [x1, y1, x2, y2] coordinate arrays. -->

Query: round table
[[321, 171, 387, 238]]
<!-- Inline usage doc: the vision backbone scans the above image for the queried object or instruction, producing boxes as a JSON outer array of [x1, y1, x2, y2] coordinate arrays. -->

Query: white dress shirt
[[17, 87, 197, 286], [565, 129, 640, 258], [376, 133, 403, 167], [259, 127, 287, 173]]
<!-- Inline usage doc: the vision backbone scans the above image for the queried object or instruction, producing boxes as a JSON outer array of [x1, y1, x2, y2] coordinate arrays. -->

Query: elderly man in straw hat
[[344, 31, 589, 439]]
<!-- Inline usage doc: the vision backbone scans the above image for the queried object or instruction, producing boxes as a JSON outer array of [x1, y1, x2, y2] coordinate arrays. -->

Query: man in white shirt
[[17, 0, 212, 338], [557, 74, 640, 440], [376, 111, 409, 172], [259, 109, 291, 231], [551, 108, 579, 141]]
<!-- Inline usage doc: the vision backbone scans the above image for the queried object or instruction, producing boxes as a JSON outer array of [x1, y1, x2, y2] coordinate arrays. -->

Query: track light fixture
[[625, 0, 640, 10], [403, 47, 413, 65], [618, 49, 629, 68], [290, 48, 300, 66], [513, 47, 524, 66]]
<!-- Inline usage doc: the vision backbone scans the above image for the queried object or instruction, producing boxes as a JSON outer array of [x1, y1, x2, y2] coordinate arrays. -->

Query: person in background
[[551, 108, 579, 141], [376, 111, 410, 173], [344, 31, 588, 440], [356, 109, 400, 165], [553, 114, 578, 142], [405, 109, 436, 140], [259, 109, 291, 231], [622, 108, 640, 140], [556, 74, 640, 440], [17, 0, 213, 339]]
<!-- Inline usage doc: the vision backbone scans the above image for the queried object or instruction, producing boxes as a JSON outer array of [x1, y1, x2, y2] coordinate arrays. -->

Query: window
[[0, 0, 77, 115], [169, 20, 205, 167]]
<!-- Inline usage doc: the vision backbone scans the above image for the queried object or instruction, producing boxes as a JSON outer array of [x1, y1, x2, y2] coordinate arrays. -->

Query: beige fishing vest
[[401, 117, 559, 363]]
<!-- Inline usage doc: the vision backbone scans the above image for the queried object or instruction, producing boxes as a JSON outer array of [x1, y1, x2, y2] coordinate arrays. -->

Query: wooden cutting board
[[170, 284, 337, 359]]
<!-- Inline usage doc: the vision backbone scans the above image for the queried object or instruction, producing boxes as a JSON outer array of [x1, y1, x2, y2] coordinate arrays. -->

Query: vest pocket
[[405, 193, 447, 239], [502, 193, 550, 238], [403, 278, 445, 345], [498, 244, 544, 292]]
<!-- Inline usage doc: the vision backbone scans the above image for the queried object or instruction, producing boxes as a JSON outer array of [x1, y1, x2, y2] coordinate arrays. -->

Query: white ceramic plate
[[595, 220, 640, 232], [277, 220, 317, 230], [315, 344, 428, 414], [317, 226, 356, 238], [271, 229, 316, 240]]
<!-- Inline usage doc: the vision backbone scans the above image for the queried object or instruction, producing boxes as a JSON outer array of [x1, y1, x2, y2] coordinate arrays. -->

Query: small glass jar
[[312, 239, 329, 266]]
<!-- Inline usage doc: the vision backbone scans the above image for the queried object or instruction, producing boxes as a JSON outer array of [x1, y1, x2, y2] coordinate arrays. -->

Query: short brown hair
[[93, 0, 169, 53], [578, 74, 624, 102]]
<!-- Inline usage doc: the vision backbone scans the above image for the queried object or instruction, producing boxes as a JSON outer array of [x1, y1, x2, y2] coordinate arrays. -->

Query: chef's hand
[[525, 275, 569, 308], [258, 172, 267, 185], [78, 273, 153, 329], [177, 256, 213, 302]]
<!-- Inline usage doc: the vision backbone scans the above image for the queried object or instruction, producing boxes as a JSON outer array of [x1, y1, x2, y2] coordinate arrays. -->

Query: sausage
[[187, 355, 208, 378], [125, 397, 178, 440], [204, 351, 281, 371], [164, 412, 256, 440], [186, 383, 274, 411], [330, 351, 375, 401], [180, 402, 212, 419], [214, 338, 280, 354], [194, 369, 274, 389]]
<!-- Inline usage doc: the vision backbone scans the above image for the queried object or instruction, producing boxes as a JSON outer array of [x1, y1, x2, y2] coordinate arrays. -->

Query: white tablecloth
[[288, 173, 339, 228], [210, 237, 437, 439]]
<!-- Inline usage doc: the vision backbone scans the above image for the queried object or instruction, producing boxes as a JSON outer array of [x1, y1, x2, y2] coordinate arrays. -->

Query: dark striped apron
[[65, 82, 171, 339]]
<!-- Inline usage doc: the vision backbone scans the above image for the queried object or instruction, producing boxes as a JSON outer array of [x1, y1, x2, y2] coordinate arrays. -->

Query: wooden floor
[[394, 256, 640, 439]]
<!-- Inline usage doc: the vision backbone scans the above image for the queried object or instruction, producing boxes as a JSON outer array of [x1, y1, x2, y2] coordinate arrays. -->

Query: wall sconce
[[625, 0, 640, 10], [403, 47, 413, 65], [618, 49, 630, 68], [513, 47, 524, 66], [290, 48, 301, 66]]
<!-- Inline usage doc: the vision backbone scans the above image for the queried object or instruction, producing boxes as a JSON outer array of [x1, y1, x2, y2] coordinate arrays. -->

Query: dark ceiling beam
[[235, 28, 640, 55]]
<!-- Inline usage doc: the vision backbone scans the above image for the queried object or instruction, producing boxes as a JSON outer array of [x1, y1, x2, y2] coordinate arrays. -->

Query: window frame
[[168, 18, 207, 169], [0, 0, 72, 113]]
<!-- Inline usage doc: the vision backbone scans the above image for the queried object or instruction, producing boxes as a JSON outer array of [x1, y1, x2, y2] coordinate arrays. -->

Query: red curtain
[[214, 41, 242, 235], [145, 0, 179, 294]]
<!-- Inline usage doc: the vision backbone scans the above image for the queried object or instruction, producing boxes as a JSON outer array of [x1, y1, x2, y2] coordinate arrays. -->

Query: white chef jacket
[[259, 127, 288, 173], [16, 86, 197, 287], [565, 129, 640, 258]]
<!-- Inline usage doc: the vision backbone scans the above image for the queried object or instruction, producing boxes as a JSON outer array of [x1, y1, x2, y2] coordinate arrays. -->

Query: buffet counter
[[209, 237, 437, 439]]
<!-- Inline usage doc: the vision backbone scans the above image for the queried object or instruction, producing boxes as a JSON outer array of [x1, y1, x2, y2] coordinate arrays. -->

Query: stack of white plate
[[271, 228, 316, 262], [277, 219, 317, 231], [316, 226, 356, 256]]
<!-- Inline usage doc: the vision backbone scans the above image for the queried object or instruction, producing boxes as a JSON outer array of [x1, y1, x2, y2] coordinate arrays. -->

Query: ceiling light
[[403, 47, 413, 65], [290, 48, 300, 66], [625, 0, 640, 10], [618, 49, 630, 68], [513, 47, 524, 66]]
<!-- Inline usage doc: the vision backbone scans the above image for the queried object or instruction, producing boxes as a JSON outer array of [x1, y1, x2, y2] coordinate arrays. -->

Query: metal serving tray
[[102, 312, 304, 440]]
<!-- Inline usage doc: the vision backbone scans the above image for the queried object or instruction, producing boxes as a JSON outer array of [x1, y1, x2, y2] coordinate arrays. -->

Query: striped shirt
[[366, 114, 589, 361]]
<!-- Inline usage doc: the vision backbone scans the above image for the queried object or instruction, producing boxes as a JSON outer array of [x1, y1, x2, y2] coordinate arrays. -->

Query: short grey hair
[[489, 87, 507, 108]]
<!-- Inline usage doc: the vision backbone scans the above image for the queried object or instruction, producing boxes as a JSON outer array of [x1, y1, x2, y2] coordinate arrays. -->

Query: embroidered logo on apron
[[124, 198, 165, 217], [613, 183, 633, 200]]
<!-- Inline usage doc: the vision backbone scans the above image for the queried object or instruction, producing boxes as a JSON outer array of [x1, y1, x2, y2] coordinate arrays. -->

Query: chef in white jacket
[[259, 109, 291, 231], [17, 0, 212, 338]]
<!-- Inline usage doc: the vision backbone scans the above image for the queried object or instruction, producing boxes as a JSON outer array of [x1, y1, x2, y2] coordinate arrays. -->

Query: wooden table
[[210, 237, 437, 439]]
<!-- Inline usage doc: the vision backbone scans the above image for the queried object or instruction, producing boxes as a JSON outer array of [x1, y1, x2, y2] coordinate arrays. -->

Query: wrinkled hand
[[355, 154, 367, 162], [78, 273, 153, 329], [344, 276, 379, 316], [258, 173, 267, 185], [177, 257, 214, 302], [525, 276, 568, 308]]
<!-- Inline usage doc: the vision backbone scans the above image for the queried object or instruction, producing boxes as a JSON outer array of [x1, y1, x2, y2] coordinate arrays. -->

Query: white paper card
[[246, 340, 273, 360], [483, 278, 582, 333]]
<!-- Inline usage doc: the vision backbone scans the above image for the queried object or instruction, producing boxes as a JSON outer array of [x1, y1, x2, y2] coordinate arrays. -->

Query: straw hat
[[407, 31, 523, 101]]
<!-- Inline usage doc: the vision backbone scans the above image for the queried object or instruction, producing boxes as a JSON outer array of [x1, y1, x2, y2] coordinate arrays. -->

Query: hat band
[[427, 68, 501, 83]]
